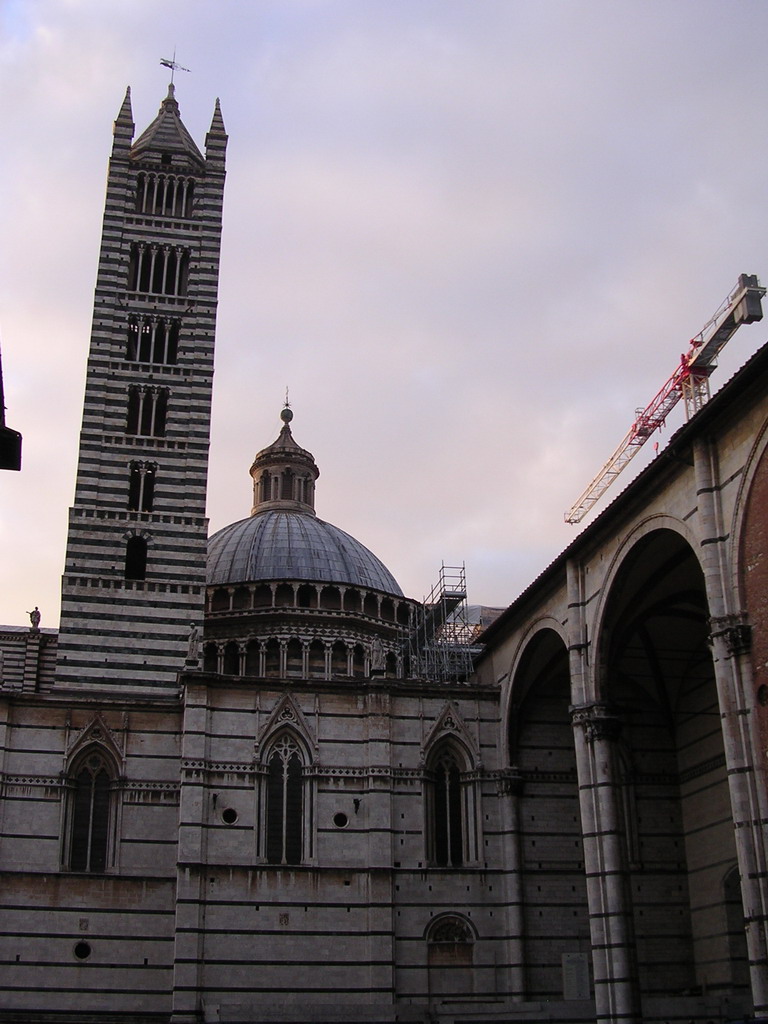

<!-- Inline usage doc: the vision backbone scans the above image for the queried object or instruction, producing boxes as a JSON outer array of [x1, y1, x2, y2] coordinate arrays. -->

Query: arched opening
[[363, 593, 378, 617], [308, 640, 325, 677], [232, 587, 250, 611], [600, 528, 745, 1004], [203, 642, 218, 673], [426, 743, 466, 868], [380, 597, 394, 622], [320, 587, 341, 611], [124, 536, 147, 581], [67, 749, 115, 873], [245, 640, 261, 676], [264, 639, 280, 678], [351, 644, 365, 677], [286, 638, 303, 676], [210, 589, 229, 613], [397, 602, 410, 626], [281, 469, 295, 500], [253, 585, 272, 609], [222, 641, 239, 675], [274, 584, 294, 608], [297, 585, 317, 609], [344, 589, 361, 613], [427, 916, 474, 998], [510, 627, 588, 999], [264, 733, 307, 865], [385, 652, 398, 677], [331, 641, 347, 676]]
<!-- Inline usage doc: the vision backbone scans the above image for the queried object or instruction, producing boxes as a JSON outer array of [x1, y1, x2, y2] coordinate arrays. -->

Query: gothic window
[[128, 461, 156, 512], [68, 751, 113, 873], [265, 734, 306, 865], [125, 536, 147, 581], [136, 172, 195, 218], [427, 745, 468, 868], [128, 243, 189, 296], [126, 386, 168, 437], [127, 316, 179, 365]]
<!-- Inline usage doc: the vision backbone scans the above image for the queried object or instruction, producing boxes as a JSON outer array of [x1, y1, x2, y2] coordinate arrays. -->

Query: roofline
[[476, 338, 768, 653]]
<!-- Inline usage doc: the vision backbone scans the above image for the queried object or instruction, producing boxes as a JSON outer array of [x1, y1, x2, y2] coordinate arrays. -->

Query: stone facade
[[0, 84, 767, 1024]]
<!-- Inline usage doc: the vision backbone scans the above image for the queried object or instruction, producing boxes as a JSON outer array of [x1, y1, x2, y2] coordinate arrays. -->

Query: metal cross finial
[[284, 387, 291, 409], [160, 49, 191, 84]]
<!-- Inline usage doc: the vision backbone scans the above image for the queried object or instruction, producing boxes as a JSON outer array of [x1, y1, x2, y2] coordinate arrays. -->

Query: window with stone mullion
[[266, 736, 303, 865]]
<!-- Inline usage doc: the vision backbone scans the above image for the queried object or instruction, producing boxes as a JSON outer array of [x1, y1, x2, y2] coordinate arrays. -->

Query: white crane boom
[[565, 274, 765, 525]]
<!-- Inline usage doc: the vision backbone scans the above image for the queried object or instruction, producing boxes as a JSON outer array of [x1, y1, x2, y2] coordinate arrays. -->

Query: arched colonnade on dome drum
[[490, 438, 768, 1024]]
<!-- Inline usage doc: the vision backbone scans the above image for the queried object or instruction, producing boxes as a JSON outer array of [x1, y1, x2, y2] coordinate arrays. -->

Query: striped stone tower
[[55, 85, 227, 689]]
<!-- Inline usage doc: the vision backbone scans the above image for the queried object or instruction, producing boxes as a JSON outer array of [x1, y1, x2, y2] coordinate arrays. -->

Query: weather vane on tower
[[160, 50, 191, 84]]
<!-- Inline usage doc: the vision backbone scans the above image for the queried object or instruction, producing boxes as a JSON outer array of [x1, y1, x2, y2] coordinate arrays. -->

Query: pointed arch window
[[264, 734, 310, 865], [68, 751, 114, 873], [425, 741, 479, 868], [432, 750, 463, 866]]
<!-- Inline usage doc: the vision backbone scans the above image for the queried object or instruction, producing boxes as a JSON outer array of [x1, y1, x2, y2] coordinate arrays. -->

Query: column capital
[[709, 612, 752, 657], [570, 701, 622, 743], [497, 767, 524, 797]]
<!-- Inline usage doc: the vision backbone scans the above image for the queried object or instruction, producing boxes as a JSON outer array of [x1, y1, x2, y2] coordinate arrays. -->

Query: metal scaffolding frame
[[405, 563, 476, 682]]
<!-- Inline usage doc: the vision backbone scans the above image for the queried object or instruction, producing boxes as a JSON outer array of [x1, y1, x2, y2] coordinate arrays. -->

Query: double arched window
[[260, 732, 312, 865], [66, 750, 115, 873]]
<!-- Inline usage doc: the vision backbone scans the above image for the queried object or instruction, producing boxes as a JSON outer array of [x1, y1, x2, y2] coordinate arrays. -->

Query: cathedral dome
[[206, 407, 403, 596], [207, 510, 403, 595]]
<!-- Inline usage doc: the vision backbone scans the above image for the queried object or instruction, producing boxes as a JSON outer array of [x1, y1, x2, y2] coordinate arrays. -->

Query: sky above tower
[[1, 0, 768, 627]]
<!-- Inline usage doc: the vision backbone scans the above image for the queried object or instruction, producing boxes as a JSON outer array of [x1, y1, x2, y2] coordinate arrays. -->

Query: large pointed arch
[[595, 525, 748, 1005]]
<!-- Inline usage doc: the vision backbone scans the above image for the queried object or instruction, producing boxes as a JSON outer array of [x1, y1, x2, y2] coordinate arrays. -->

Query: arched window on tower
[[264, 733, 309, 865], [128, 243, 189, 297], [126, 387, 168, 438], [126, 316, 179, 365], [136, 172, 195, 218], [67, 750, 115, 873], [128, 461, 156, 512], [125, 536, 148, 581]]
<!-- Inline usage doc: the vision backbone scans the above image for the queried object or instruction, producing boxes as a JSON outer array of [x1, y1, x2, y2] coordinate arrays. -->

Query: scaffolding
[[406, 564, 477, 682]]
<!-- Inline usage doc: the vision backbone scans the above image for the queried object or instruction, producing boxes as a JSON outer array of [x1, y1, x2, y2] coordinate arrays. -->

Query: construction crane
[[565, 273, 765, 525]]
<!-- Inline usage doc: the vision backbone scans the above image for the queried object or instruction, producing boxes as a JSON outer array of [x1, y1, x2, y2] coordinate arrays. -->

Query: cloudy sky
[[1, 0, 767, 628]]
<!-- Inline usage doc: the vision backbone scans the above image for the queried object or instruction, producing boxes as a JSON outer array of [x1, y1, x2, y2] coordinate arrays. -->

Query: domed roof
[[207, 510, 403, 595], [206, 408, 403, 596]]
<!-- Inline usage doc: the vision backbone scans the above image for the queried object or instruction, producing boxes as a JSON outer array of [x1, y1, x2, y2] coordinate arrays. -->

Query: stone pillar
[[498, 768, 526, 998], [171, 679, 210, 1023], [22, 630, 42, 692], [571, 702, 640, 1024], [695, 437, 768, 1012]]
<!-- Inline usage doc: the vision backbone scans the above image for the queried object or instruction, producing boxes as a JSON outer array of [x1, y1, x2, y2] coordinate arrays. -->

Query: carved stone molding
[[570, 701, 622, 743], [496, 767, 524, 797], [710, 613, 752, 657]]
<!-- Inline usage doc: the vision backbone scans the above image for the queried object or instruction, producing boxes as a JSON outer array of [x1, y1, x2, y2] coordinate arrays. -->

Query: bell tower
[[55, 85, 227, 690]]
